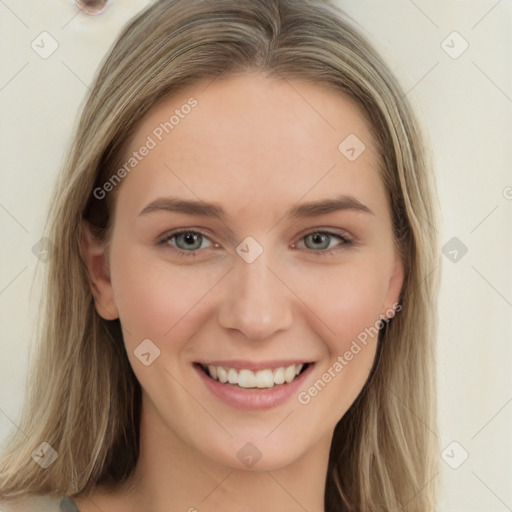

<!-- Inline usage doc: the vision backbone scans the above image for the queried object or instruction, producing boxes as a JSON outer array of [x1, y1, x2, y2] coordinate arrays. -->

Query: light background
[[1, 1, 511, 510]]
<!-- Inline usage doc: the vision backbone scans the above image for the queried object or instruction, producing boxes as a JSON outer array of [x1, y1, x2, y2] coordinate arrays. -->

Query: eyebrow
[[138, 194, 374, 219]]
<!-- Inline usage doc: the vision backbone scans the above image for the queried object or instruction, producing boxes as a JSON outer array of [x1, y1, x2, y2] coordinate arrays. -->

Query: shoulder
[[0, 494, 65, 512]]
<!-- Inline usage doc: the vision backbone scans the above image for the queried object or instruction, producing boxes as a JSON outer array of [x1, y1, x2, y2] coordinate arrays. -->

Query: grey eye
[[304, 233, 331, 250], [174, 232, 203, 251]]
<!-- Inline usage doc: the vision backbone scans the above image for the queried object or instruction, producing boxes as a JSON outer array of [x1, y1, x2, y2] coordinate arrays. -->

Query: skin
[[79, 72, 404, 512]]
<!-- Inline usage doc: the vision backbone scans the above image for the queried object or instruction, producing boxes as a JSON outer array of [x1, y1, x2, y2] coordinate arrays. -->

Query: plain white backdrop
[[1, 1, 511, 510]]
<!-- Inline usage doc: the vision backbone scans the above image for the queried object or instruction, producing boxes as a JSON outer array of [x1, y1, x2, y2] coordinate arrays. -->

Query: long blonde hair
[[0, 1, 441, 509]]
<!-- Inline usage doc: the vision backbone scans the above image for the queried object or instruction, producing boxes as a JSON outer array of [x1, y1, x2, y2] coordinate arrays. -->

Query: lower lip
[[194, 363, 315, 411]]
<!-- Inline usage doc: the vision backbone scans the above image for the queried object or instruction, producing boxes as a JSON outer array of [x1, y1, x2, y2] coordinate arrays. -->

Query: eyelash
[[157, 229, 354, 258]]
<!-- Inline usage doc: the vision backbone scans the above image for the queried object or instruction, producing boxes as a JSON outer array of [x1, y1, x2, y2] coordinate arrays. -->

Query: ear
[[381, 249, 404, 319], [80, 221, 119, 320]]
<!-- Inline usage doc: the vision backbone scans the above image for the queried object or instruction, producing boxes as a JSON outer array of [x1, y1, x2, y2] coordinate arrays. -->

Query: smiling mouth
[[196, 362, 311, 389]]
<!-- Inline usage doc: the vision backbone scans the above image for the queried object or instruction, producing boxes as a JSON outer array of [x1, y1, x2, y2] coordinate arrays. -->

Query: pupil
[[179, 232, 201, 250], [307, 233, 328, 250]]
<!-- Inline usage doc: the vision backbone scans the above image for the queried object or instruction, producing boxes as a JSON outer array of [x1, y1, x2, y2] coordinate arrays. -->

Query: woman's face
[[88, 73, 403, 471]]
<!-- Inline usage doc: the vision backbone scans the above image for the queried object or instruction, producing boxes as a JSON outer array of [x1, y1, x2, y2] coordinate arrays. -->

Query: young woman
[[0, 1, 441, 510]]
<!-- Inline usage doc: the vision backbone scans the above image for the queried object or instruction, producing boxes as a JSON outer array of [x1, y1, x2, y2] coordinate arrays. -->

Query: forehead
[[114, 73, 388, 222]]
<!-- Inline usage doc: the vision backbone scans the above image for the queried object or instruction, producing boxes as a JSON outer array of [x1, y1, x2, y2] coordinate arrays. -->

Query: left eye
[[295, 231, 351, 252]]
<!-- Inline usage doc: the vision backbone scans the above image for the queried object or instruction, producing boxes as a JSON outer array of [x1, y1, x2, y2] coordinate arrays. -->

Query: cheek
[[286, 256, 389, 353], [108, 245, 223, 347], [290, 261, 387, 420]]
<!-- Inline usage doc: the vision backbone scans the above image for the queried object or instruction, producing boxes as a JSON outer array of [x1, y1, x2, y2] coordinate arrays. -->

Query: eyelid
[[297, 227, 353, 241]]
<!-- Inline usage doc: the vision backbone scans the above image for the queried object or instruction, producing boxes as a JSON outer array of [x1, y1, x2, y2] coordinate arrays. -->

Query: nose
[[217, 251, 294, 341]]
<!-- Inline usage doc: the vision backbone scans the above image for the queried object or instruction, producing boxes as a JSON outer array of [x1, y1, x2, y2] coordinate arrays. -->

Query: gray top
[[60, 497, 80, 511], [0, 495, 80, 511]]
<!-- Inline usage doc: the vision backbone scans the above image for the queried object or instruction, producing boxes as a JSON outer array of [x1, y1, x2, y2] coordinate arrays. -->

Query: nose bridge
[[217, 242, 293, 340]]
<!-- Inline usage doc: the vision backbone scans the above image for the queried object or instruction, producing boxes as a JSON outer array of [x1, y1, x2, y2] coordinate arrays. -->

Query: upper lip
[[196, 359, 313, 371]]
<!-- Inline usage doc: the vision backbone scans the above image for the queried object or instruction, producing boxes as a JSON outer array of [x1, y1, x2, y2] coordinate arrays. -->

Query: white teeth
[[273, 366, 285, 385], [203, 363, 307, 389], [208, 365, 217, 380], [217, 366, 228, 383], [228, 368, 238, 384], [284, 365, 296, 383], [255, 369, 275, 388], [238, 369, 257, 388]]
